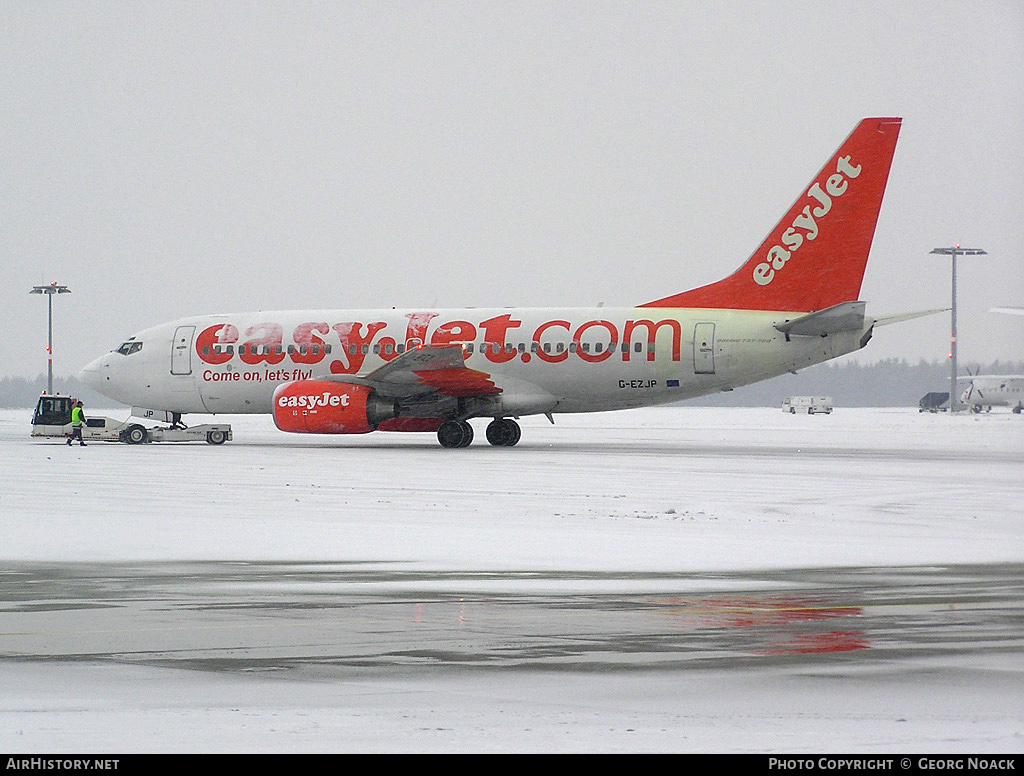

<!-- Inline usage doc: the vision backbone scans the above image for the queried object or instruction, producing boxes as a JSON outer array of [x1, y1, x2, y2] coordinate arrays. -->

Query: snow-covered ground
[[4, 407, 1021, 571], [1, 406, 1022, 752]]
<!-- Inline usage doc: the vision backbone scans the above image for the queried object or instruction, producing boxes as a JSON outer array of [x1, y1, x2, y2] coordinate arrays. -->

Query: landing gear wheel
[[486, 418, 521, 447], [124, 424, 148, 445], [437, 419, 474, 448], [206, 429, 227, 445]]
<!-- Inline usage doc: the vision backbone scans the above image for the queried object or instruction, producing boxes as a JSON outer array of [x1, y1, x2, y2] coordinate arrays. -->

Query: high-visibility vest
[[71, 406, 84, 427]]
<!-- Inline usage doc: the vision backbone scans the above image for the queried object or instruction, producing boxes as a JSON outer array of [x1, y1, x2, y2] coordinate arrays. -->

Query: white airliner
[[959, 375, 1024, 414], [81, 117, 934, 447]]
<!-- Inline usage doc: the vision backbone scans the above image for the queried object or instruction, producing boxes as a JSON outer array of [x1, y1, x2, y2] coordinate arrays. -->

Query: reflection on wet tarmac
[[1, 562, 1021, 675], [649, 595, 869, 655]]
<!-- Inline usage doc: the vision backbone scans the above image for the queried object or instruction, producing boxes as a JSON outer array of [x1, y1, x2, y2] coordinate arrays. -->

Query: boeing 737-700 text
[[80, 117, 933, 447]]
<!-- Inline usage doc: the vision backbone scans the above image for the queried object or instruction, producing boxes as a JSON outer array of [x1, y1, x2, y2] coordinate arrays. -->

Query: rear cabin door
[[171, 325, 196, 375], [693, 322, 716, 375]]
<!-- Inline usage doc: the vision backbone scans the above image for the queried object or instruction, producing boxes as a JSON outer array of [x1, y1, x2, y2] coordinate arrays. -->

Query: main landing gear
[[437, 419, 474, 448], [436, 418, 521, 448], [485, 418, 521, 447]]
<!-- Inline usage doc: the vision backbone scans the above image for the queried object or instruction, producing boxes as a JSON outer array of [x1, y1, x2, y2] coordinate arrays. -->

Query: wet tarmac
[[2, 561, 1022, 677]]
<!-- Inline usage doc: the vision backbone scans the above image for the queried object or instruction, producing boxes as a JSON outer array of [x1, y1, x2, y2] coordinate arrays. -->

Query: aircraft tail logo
[[642, 117, 902, 313]]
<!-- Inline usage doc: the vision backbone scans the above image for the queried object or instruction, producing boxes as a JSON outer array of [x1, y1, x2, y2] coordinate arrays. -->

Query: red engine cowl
[[273, 381, 397, 434]]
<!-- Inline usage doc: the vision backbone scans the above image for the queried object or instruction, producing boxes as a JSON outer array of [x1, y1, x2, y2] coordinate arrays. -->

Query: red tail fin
[[642, 118, 902, 312]]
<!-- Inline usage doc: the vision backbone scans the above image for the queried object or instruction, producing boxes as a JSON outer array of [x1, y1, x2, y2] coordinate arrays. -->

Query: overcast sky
[[3, 1, 1022, 379]]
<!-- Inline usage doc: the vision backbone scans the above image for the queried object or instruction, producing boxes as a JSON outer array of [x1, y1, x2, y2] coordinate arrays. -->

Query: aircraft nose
[[78, 355, 106, 391]]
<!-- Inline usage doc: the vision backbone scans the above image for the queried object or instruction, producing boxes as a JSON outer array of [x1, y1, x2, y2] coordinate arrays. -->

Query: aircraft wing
[[991, 307, 1024, 316], [322, 344, 501, 399]]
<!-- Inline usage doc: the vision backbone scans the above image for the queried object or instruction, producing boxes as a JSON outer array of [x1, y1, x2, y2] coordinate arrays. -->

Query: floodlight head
[[30, 283, 71, 295], [930, 247, 987, 256]]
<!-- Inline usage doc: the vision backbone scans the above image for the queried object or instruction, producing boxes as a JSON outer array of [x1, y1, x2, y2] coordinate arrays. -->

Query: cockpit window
[[116, 341, 143, 356]]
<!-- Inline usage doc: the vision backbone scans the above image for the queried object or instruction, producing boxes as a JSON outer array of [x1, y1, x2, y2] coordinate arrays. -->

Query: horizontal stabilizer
[[774, 301, 865, 337], [872, 308, 948, 327]]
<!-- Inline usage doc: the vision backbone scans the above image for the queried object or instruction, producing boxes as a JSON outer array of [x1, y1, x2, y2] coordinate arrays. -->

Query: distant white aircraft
[[959, 375, 1024, 414], [80, 117, 941, 447]]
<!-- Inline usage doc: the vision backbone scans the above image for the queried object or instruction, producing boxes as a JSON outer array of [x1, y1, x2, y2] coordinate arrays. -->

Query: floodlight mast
[[929, 246, 986, 412], [29, 282, 72, 395]]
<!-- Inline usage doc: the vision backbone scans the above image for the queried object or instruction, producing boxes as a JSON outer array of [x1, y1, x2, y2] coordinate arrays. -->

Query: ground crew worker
[[67, 400, 86, 446]]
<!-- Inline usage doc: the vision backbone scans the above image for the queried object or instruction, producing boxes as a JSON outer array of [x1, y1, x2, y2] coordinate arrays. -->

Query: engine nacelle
[[273, 381, 397, 434]]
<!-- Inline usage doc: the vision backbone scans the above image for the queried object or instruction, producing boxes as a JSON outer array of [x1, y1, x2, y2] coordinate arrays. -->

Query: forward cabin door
[[171, 325, 196, 375], [693, 322, 716, 375]]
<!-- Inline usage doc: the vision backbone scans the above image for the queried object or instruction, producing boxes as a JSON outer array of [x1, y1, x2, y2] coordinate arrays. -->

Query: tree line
[[690, 358, 1024, 407], [0, 375, 118, 409]]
